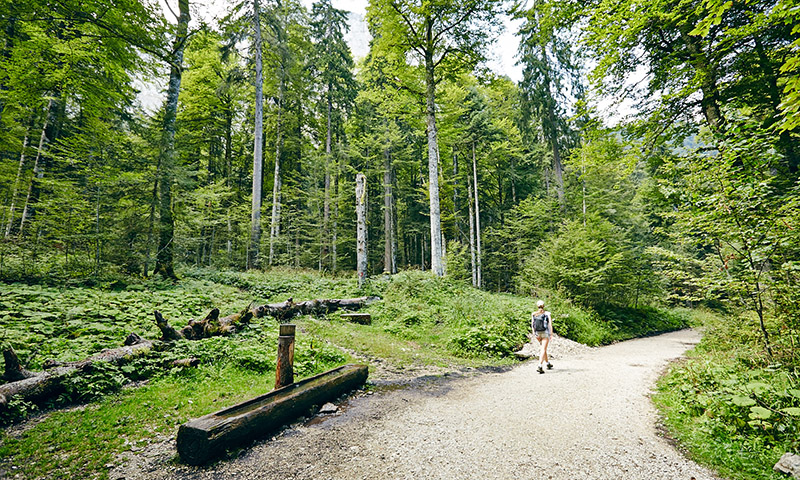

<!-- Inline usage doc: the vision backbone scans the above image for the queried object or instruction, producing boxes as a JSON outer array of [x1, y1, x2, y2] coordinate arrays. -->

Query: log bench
[[176, 363, 369, 465]]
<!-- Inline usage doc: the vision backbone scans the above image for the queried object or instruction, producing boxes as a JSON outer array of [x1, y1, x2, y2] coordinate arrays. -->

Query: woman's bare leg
[[540, 337, 549, 364]]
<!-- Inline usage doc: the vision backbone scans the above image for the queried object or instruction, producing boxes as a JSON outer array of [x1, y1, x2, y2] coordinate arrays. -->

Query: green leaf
[[749, 406, 772, 419], [788, 389, 800, 399], [781, 407, 800, 417], [731, 395, 756, 407], [745, 382, 769, 394]]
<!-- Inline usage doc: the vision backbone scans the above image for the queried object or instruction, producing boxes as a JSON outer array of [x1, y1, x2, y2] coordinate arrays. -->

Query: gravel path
[[115, 329, 721, 480]]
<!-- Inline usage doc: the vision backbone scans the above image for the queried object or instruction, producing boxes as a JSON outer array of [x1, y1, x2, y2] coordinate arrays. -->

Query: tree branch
[[389, 0, 423, 49]]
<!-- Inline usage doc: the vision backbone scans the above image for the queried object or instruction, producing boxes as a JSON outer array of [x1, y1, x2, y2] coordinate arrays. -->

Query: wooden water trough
[[176, 363, 369, 465]]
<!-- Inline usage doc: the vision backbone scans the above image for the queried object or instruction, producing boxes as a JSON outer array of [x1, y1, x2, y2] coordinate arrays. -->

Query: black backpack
[[533, 312, 548, 332]]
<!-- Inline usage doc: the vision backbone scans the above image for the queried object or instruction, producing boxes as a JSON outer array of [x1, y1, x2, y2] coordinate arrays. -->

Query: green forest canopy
[[0, 0, 798, 360]]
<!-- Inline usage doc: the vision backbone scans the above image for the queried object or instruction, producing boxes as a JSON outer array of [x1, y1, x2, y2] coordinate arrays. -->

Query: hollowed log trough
[[176, 364, 369, 465]]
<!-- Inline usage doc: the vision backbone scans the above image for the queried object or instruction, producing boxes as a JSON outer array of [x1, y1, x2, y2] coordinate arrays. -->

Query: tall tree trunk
[[5, 126, 29, 237], [356, 173, 367, 287], [424, 22, 444, 277], [269, 69, 284, 266], [224, 108, 233, 186], [534, 41, 566, 207], [248, 0, 264, 270], [467, 173, 477, 287], [226, 209, 232, 264], [19, 99, 54, 237], [581, 144, 587, 226], [383, 147, 396, 274], [510, 156, 517, 204], [153, 0, 190, 279], [94, 185, 101, 275], [322, 88, 332, 270], [472, 141, 482, 288], [548, 110, 565, 207], [332, 158, 339, 273], [144, 169, 158, 276], [453, 147, 460, 240]]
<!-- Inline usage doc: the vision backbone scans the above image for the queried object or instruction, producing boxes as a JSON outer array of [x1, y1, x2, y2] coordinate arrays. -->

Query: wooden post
[[275, 324, 295, 389], [356, 172, 367, 288]]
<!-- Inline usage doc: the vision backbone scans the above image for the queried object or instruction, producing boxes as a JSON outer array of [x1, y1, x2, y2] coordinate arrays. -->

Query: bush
[[515, 215, 658, 308]]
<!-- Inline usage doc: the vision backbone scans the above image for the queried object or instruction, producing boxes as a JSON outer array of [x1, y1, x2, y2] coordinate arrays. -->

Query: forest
[[1, 0, 799, 478]]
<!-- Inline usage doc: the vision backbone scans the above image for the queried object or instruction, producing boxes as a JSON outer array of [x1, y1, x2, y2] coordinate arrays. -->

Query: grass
[[0, 365, 291, 480]]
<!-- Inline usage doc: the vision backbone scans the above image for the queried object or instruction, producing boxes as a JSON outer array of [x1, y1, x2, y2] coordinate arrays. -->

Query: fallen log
[[154, 296, 378, 341], [252, 296, 378, 321], [153, 306, 254, 342], [176, 363, 369, 465], [0, 334, 153, 413]]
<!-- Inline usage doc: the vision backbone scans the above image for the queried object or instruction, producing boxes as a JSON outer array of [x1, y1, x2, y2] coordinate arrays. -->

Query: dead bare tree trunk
[[356, 173, 367, 287]]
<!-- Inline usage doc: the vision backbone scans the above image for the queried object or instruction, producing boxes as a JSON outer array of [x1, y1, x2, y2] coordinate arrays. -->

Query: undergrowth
[[653, 309, 800, 480]]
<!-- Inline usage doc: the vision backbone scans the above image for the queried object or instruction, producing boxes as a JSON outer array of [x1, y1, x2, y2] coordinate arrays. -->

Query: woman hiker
[[532, 300, 553, 374]]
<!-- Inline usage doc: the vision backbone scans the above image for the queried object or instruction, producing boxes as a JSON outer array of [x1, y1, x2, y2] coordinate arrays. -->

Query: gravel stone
[[112, 329, 721, 480]]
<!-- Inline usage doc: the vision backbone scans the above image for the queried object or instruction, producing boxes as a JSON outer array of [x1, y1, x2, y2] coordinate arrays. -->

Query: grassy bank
[[1, 268, 689, 479], [653, 310, 800, 480]]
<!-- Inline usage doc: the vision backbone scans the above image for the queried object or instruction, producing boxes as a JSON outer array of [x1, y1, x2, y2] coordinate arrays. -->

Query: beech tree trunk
[[679, 27, 725, 133], [248, 0, 264, 270], [468, 173, 477, 287], [154, 0, 190, 279], [472, 141, 482, 287], [424, 22, 444, 277], [453, 147, 460, 240]]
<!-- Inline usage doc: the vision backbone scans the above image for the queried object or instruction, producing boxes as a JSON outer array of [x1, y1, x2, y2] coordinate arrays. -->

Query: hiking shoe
[[547, 362, 553, 370], [537, 365, 544, 374]]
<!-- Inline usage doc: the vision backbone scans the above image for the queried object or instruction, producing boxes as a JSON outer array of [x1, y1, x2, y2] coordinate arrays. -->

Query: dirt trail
[[119, 329, 721, 480]]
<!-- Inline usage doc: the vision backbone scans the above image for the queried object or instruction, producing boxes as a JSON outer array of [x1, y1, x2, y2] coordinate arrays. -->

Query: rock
[[774, 453, 800, 478], [319, 402, 338, 414]]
